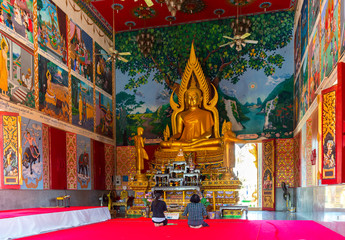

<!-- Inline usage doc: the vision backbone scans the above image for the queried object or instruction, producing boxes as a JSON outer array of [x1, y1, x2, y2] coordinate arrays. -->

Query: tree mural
[[116, 11, 294, 94], [116, 11, 294, 143], [116, 91, 144, 145]]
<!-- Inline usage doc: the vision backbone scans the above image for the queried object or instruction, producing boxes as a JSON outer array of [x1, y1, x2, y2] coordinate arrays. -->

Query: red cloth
[[143, 144, 160, 171], [18, 218, 345, 240]]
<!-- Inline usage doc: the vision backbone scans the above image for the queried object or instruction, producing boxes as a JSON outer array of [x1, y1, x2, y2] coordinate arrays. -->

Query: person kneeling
[[182, 194, 209, 228], [151, 192, 168, 227]]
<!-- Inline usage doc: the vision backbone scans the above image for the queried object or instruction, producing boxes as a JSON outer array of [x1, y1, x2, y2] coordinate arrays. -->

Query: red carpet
[[18, 218, 345, 240]]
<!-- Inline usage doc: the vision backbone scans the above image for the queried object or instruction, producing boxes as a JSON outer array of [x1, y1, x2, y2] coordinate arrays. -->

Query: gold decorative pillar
[[262, 139, 275, 210], [67, 17, 72, 123], [127, 181, 152, 216], [321, 86, 336, 183], [33, 0, 39, 110]]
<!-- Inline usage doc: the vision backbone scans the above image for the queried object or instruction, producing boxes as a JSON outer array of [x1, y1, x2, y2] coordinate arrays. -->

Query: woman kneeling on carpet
[[182, 194, 209, 228], [151, 192, 168, 227]]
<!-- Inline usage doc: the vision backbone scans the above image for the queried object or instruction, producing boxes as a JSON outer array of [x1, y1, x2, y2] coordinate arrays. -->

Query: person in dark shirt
[[151, 192, 168, 227], [182, 194, 209, 228]]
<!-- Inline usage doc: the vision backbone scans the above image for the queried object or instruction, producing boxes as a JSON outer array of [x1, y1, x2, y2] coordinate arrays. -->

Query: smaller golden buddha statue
[[134, 127, 149, 181], [222, 120, 240, 180]]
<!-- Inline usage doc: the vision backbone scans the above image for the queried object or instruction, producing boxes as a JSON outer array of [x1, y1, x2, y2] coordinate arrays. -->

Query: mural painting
[[294, 16, 301, 75], [37, 0, 67, 64], [340, 0, 345, 56], [0, 32, 34, 107], [263, 169, 273, 190], [115, 11, 294, 145], [308, 25, 320, 106], [0, 0, 34, 43], [322, 134, 335, 179], [95, 42, 112, 95], [0, 34, 10, 100], [21, 117, 43, 189], [301, 55, 308, 117], [321, 0, 339, 80], [71, 75, 94, 131], [301, 0, 308, 59], [70, 20, 93, 82], [77, 134, 91, 189], [294, 74, 301, 127], [38, 54, 69, 122], [308, 0, 320, 37], [95, 90, 113, 138]]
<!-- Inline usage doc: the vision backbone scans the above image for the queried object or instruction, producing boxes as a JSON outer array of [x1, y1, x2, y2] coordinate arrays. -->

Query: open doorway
[[233, 143, 262, 208]]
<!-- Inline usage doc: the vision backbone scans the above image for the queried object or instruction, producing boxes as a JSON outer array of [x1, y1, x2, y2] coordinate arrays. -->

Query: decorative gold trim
[[67, 17, 72, 123], [18, 116, 22, 185], [64, 0, 112, 47], [93, 40, 96, 133], [33, 0, 39, 110]]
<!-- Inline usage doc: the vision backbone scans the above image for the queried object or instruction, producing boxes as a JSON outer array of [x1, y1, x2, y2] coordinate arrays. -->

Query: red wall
[[93, 140, 105, 190], [49, 127, 67, 189]]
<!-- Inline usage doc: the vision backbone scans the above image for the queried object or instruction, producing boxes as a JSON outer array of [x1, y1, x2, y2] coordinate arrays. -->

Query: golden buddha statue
[[160, 43, 221, 152], [134, 127, 149, 181], [222, 120, 240, 179]]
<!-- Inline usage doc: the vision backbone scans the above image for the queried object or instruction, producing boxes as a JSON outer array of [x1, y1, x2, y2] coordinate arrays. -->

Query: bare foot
[[154, 223, 164, 227], [189, 225, 202, 228]]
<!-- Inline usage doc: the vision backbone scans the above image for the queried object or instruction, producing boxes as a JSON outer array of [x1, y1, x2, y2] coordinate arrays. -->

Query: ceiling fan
[[220, 32, 258, 51], [96, 0, 131, 63], [219, 2, 258, 51]]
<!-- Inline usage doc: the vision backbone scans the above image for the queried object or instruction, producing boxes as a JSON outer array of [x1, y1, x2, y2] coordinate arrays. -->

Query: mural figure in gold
[[134, 127, 149, 181], [0, 38, 9, 99], [45, 70, 56, 105]]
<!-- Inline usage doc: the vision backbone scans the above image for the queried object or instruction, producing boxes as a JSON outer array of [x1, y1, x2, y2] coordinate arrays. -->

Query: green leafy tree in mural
[[115, 11, 294, 95], [116, 91, 144, 145]]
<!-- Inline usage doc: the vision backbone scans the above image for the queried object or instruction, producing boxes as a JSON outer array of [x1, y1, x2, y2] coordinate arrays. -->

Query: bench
[[219, 205, 248, 219]]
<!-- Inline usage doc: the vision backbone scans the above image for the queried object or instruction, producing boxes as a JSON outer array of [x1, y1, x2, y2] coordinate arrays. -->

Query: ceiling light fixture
[[165, 0, 184, 17], [137, 31, 155, 57]]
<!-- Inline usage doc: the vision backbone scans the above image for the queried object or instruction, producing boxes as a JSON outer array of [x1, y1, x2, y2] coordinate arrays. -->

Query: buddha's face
[[186, 90, 201, 108]]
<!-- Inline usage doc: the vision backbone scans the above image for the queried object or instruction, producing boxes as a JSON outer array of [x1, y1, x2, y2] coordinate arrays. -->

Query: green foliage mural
[[116, 11, 294, 145], [116, 11, 293, 91]]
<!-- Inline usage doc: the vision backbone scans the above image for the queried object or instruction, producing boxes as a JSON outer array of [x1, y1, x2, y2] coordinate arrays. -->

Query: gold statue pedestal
[[202, 179, 241, 212], [136, 173, 148, 182], [127, 179, 155, 217]]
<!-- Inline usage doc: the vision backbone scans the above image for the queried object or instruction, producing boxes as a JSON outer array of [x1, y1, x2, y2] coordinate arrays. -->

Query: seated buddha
[[160, 76, 221, 151]]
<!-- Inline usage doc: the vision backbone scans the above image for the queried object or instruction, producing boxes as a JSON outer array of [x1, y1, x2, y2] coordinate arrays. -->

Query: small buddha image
[[188, 156, 195, 173]]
